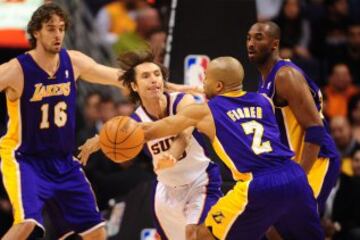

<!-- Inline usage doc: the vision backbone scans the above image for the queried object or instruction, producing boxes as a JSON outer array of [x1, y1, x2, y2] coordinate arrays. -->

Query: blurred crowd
[[1, 0, 360, 239]]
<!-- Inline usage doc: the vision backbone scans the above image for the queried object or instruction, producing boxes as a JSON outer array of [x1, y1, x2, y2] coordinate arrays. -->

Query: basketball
[[99, 116, 144, 163]]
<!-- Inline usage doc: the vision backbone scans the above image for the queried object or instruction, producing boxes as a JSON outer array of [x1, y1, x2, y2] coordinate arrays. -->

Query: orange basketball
[[99, 116, 144, 163]]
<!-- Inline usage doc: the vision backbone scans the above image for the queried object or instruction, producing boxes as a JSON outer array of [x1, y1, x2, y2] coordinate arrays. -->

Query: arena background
[[1, 0, 360, 239]]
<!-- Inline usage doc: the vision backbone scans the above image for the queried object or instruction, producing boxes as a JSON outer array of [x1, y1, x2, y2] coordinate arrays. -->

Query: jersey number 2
[[40, 102, 67, 129], [241, 120, 272, 155]]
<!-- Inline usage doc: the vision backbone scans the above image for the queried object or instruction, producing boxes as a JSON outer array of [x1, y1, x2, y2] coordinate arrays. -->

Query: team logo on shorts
[[140, 228, 161, 240], [184, 55, 210, 86], [212, 211, 225, 224]]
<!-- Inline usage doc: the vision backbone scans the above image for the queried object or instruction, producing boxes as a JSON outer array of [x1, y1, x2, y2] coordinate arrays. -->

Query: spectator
[[77, 91, 102, 147], [113, 7, 162, 54], [323, 146, 360, 240], [116, 98, 135, 116], [95, 0, 137, 45], [148, 29, 166, 63], [325, 21, 360, 85], [348, 94, 360, 141], [274, 0, 312, 59], [330, 116, 358, 175], [324, 63, 359, 118]]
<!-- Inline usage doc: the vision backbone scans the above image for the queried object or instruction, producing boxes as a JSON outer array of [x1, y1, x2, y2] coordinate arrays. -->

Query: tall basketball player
[[0, 3, 196, 240], [247, 21, 340, 239]]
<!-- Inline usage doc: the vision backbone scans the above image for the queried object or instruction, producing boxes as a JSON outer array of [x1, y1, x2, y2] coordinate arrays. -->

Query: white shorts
[[152, 162, 222, 240]]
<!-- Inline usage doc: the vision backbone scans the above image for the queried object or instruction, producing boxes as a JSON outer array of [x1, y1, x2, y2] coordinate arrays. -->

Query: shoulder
[[275, 66, 307, 92], [175, 93, 196, 111], [276, 66, 303, 81], [0, 58, 23, 78], [67, 50, 87, 62]]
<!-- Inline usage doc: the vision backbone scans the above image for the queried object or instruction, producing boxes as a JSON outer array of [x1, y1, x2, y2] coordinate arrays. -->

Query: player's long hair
[[27, 3, 70, 49], [118, 50, 168, 104]]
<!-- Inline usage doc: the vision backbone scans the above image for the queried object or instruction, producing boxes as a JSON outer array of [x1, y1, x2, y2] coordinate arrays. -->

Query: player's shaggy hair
[[27, 3, 70, 49], [118, 50, 168, 104]]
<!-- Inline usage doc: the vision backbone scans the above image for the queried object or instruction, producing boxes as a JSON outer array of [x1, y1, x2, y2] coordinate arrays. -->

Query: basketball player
[[247, 22, 340, 238], [78, 51, 223, 240], [141, 56, 323, 240], [0, 3, 195, 240]]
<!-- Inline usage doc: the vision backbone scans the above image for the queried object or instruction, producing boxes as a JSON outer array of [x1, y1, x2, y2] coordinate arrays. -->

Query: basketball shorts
[[0, 153, 103, 237], [205, 161, 324, 240], [152, 162, 222, 240], [307, 156, 340, 215]]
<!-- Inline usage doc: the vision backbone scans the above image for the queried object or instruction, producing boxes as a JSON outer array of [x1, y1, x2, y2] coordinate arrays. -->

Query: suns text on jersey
[[30, 82, 71, 102], [227, 106, 263, 121]]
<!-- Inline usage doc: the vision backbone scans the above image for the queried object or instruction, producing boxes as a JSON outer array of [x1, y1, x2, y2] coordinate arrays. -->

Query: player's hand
[[77, 135, 100, 166], [153, 152, 177, 172], [166, 83, 204, 95]]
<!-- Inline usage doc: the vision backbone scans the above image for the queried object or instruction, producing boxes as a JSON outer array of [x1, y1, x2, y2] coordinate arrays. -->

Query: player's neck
[[258, 55, 281, 82], [30, 48, 60, 76], [142, 94, 167, 119]]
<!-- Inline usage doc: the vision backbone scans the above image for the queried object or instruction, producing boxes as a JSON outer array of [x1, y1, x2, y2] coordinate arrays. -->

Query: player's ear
[[130, 82, 137, 92], [272, 39, 280, 51], [33, 30, 40, 40], [216, 81, 224, 92]]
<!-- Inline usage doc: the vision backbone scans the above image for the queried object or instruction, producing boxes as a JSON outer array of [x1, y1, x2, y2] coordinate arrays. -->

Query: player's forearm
[[143, 116, 189, 141], [300, 142, 320, 174]]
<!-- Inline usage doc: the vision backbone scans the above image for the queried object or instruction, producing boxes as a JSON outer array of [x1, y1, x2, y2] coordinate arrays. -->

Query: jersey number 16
[[40, 101, 67, 129]]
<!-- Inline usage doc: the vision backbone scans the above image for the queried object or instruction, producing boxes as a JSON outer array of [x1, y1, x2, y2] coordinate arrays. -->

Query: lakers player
[[78, 51, 223, 240], [141, 57, 323, 240], [247, 22, 340, 238], [0, 3, 195, 240]]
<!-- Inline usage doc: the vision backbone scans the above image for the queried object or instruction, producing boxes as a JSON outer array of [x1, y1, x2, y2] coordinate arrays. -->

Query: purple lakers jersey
[[257, 59, 338, 162], [208, 90, 294, 180], [0, 49, 76, 158]]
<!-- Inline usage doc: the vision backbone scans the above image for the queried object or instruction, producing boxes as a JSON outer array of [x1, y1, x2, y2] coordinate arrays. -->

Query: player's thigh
[[55, 166, 104, 234], [205, 179, 277, 240], [274, 173, 324, 240], [153, 181, 187, 240], [1, 156, 46, 229], [185, 164, 222, 225], [308, 157, 340, 215]]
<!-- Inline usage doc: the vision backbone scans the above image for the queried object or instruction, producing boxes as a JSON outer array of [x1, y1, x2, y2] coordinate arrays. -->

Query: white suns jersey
[[131, 92, 210, 187]]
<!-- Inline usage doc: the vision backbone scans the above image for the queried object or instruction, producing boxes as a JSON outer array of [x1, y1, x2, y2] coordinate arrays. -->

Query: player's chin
[[247, 55, 256, 63], [51, 46, 62, 53]]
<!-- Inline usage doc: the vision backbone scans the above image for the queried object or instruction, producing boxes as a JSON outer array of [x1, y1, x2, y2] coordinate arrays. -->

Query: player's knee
[[186, 224, 197, 240], [186, 224, 213, 240], [81, 226, 106, 240], [17, 221, 37, 233], [196, 224, 215, 240]]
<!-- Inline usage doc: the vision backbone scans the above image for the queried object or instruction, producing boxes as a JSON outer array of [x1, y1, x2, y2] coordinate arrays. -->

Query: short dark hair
[[263, 21, 281, 40], [118, 51, 168, 104], [27, 3, 70, 49]]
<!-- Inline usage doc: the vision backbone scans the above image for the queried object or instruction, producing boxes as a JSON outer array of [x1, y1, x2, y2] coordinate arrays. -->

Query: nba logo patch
[[184, 55, 210, 86], [140, 228, 160, 240]]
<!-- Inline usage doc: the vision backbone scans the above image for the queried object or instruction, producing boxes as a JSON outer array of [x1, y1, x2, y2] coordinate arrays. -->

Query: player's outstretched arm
[[166, 94, 197, 159], [276, 67, 323, 173], [142, 102, 211, 142], [68, 50, 124, 89], [153, 94, 198, 171], [165, 82, 203, 95], [77, 134, 100, 166]]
